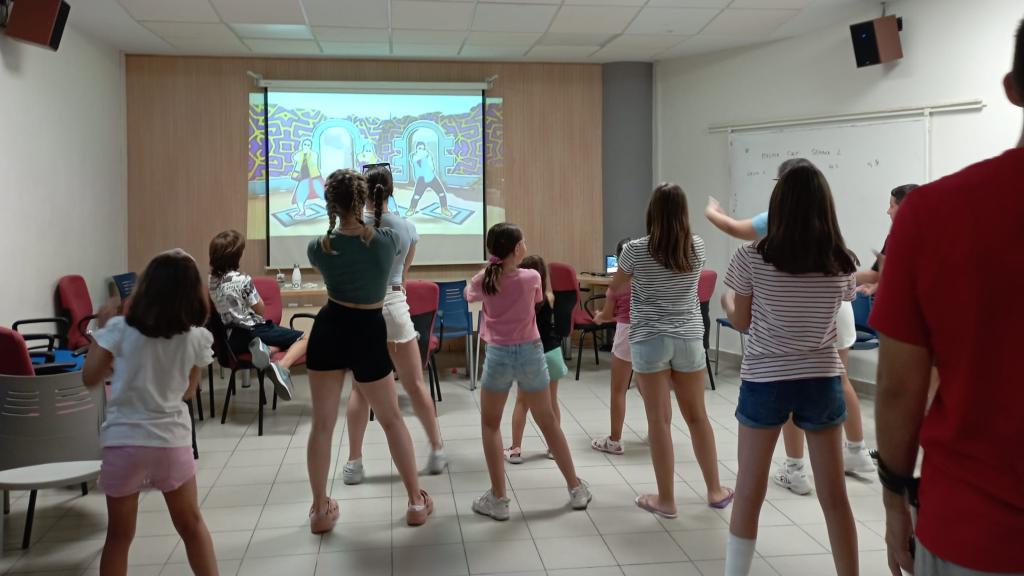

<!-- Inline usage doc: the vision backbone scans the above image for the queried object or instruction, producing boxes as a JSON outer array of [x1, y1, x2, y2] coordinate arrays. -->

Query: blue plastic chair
[[434, 280, 475, 390], [111, 273, 137, 301], [850, 293, 879, 350]]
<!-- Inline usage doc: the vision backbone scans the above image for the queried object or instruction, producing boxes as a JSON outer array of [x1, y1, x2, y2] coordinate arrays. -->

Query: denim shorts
[[480, 340, 550, 393], [736, 376, 846, 431], [631, 336, 706, 374]]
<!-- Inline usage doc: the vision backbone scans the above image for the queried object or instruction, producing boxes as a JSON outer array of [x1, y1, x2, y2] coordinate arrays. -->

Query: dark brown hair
[[890, 184, 918, 205], [321, 169, 372, 254], [209, 229, 245, 277], [126, 249, 209, 339], [367, 165, 394, 229], [616, 237, 631, 258], [646, 183, 696, 273], [1014, 18, 1024, 94], [777, 157, 815, 178], [757, 165, 857, 275], [483, 222, 523, 295], [519, 255, 552, 306]]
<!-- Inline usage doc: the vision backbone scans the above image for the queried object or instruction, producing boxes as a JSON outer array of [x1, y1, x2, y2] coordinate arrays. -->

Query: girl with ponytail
[[464, 223, 592, 521], [305, 169, 433, 534], [341, 165, 448, 487]]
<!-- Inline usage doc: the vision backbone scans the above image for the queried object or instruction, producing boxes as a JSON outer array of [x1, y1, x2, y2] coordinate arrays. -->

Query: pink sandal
[[709, 488, 735, 510], [634, 494, 678, 519], [309, 498, 340, 534]]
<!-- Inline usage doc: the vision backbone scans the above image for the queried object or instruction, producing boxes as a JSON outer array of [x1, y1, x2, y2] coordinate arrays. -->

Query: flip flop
[[709, 488, 736, 510], [634, 494, 678, 519]]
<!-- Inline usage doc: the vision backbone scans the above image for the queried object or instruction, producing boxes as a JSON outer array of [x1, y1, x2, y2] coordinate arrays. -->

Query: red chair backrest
[[0, 327, 35, 376], [57, 275, 93, 350], [252, 276, 282, 325], [406, 280, 440, 317], [697, 269, 718, 304]]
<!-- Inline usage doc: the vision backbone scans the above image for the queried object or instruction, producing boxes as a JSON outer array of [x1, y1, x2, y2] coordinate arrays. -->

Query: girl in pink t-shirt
[[591, 237, 634, 456], [465, 223, 592, 520]]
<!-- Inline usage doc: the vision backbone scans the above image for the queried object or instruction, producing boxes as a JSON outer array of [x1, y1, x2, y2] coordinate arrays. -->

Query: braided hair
[[320, 169, 371, 254], [365, 165, 393, 229]]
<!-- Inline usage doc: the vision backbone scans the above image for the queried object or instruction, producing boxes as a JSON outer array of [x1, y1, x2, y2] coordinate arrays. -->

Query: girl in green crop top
[[304, 169, 433, 533]]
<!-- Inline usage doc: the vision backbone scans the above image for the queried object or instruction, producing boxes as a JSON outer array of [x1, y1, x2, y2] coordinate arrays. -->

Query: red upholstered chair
[[697, 269, 718, 390], [57, 275, 96, 351], [549, 262, 612, 380], [0, 327, 77, 376], [406, 280, 441, 405]]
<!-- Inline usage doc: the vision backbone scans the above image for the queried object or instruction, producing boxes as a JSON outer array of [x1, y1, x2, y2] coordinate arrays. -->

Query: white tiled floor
[[1, 353, 889, 575]]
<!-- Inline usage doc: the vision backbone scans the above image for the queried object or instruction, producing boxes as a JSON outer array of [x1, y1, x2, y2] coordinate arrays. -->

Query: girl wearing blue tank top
[[304, 169, 432, 533]]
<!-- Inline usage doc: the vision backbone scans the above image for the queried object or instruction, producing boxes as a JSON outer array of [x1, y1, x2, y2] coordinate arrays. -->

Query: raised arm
[[705, 197, 760, 241]]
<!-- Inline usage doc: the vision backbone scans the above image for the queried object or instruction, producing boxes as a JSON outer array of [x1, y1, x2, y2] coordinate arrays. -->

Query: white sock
[[785, 457, 805, 469], [846, 440, 865, 451], [725, 534, 756, 576]]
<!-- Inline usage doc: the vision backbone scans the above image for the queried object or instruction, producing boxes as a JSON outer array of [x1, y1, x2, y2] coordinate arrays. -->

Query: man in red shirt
[[871, 18, 1024, 576]]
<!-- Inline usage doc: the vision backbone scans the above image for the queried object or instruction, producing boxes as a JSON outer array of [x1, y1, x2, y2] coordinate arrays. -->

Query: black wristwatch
[[877, 455, 920, 508]]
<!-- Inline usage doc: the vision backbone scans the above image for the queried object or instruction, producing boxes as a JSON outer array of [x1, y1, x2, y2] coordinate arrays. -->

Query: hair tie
[[489, 256, 503, 265]]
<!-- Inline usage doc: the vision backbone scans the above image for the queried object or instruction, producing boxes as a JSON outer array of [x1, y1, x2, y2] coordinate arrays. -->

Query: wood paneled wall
[[125, 56, 603, 281]]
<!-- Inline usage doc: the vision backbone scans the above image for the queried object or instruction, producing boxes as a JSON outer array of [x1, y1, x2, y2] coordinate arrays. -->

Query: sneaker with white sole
[[503, 447, 523, 465], [772, 465, 813, 495], [427, 449, 448, 475], [343, 459, 364, 485], [844, 445, 877, 475], [568, 479, 592, 510], [266, 363, 293, 401], [248, 338, 272, 369], [473, 490, 510, 521]]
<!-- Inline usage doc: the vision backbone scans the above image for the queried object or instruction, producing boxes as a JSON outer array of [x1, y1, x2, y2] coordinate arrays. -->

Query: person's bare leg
[[782, 418, 805, 459], [671, 369, 730, 503], [510, 390, 528, 450], [549, 380, 561, 425], [837, 349, 864, 443], [523, 386, 579, 489], [926, 367, 940, 409], [480, 389, 510, 497], [307, 369, 344, 514], [100, 493, 139, 576], [391, 338, 443, 451], [163, 478, 218, 576], [354, 374, 424, 505], [278, 337, 308, 370], [609, 357, 632, 442], [806, 426, 858, 576], [345, 386, 369, 462], [725, 424, 781, 575], [637, 370, 677, 512]]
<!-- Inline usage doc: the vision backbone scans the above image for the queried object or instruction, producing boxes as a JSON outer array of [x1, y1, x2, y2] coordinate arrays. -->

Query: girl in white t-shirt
[[83, 249, 218, 576]]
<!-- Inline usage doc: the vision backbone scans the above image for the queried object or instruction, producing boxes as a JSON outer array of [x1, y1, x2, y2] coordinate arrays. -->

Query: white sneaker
[[568, 479, 592, 510], [772, 465, 813, 495], [472, 490, 510, 521], [844, 445, 877, 475], [343, 459, 364, 485], [427, 449, 448, 475]]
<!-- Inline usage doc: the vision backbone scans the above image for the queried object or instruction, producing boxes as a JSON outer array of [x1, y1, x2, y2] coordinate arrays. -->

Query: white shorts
[[382, 289, 417, 344], [612, 323, 631, 362], [837, 300, 856, 350]]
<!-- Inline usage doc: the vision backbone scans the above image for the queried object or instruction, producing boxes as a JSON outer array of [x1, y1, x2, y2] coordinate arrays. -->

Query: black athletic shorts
[[306, 301, 393, 383]]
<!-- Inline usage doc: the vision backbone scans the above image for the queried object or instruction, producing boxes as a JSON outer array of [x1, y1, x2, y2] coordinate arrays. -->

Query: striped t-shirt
[[725, 243, 855, 382], [618, 235, 705, 344]]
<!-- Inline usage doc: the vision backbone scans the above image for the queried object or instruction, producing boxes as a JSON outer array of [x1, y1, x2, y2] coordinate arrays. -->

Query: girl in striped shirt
[[721, 164, 858, 576]]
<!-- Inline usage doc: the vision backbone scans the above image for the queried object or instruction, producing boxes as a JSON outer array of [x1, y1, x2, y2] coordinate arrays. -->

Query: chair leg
[[257, 371, 266, 437], [186, 399, 198, 460], [208, 364, 216, 419], [575, 331, 584, 381], [592, 330, 600, 367], [433, 357, 442, 403], [195, 382, 204, 422], [428, 362, 436, 403], [704, 350, 716, 390], [221, 370, 236, 425], [22, 489, 37, 549], [272, 386, 278, 411], [714, 323, 721, 376], [3, 489, 9, 514], [369, 409, 375, 422], [80, 482, 88, 496]]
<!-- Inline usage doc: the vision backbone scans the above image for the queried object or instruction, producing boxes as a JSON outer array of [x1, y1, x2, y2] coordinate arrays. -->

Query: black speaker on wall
[[850, 15, 903, 67], [4, 0, 71, 51]]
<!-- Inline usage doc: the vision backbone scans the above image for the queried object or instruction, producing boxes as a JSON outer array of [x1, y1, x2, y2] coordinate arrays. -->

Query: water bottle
[[276, 270, 286, 286], [292, 264, 301, 289]]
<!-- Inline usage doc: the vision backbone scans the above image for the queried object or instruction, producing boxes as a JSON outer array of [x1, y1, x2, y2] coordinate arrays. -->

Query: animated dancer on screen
[[406, 141, 453, 218], [357, 143, 379, 168], [290, 139, 325, 218]]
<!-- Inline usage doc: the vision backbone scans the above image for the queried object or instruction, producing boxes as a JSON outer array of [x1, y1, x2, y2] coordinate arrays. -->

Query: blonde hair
[[321, 169, 373, 254]]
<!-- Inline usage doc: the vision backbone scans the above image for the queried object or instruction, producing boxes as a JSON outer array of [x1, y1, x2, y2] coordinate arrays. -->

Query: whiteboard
[[728, 118, 927, 268]]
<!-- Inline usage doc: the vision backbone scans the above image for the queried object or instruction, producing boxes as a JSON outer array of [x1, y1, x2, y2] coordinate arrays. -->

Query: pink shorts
[[99, 446, 196, 498], [612, 323, 631, 362]]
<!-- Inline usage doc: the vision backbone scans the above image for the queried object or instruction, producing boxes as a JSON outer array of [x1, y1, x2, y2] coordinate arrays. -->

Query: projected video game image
[[248, 90, 501, 266]]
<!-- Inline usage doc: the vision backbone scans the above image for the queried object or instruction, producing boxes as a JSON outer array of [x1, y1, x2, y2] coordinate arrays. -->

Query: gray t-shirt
[[367, 211, 419, 286]]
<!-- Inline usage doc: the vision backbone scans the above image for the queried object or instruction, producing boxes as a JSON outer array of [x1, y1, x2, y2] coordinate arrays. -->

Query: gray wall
[[602, 62, 653, 256]]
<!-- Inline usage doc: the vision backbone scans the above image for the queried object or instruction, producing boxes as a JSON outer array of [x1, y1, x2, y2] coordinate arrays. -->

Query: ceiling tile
[[658, 34, 762, 59], [141, 22, 250, 52], [605, 34, 687, 51], [301, 0, 389, 28], [540, 33, 615, 47], [562, 0, 646, 5], [391, 1, 475, 31], [526, 45, 600, 60], [474, 0, 559, 3], [312, 27, 387, 43], [243, 39, 322, 55], [210, 0, 305, 24], [392, 43, 463, 57], [465, 32, 542, 46], [472, 4, 558, 33], [647, 0, 729, 6], [548, 6, 640, 34], [701, 8, 800, 36], [392, 30, 468, 44], [118, 0, 220, 23], [460, 45, 529, 58], [730, 0, 814, 8], [230, 24, 313, 40], [627, 7, 720, 35], [320, 41, 391, 56]]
